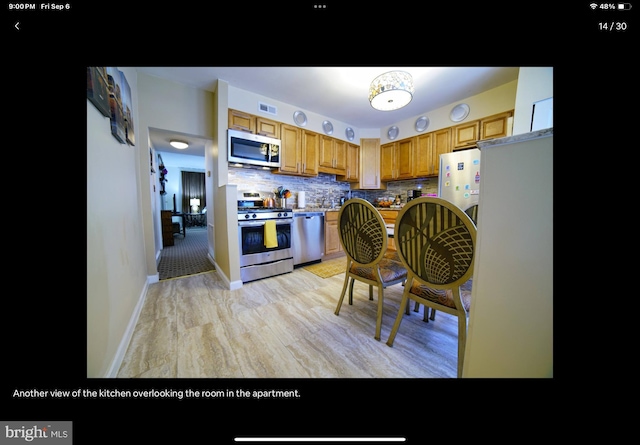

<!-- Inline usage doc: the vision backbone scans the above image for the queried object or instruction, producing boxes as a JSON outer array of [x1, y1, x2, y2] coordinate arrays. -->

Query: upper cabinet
[[319, 135, 347, 175], [353, 138, 384, 190], [256, 117, 279, 138], [337, 143, 359, 183], [380, 127, 451, 183], [452, 120, 480, 149], [228, 109, 279, 138], [452, 110, 513, 149], [380, 139, 413, 181], [480, 111, 513, 140], [432, 128, 452, 177], [228, 109, 255, 133], [301, 130, 320, 176], [275, 124, 318, 176]]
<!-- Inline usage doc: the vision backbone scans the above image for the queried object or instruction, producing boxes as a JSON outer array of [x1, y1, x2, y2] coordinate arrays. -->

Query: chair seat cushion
[[350, 258, 407, 284], [409, 283, 472, 312]]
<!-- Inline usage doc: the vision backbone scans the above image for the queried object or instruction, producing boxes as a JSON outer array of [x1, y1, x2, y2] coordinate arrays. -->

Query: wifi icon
[[590, 2, 598, 9]]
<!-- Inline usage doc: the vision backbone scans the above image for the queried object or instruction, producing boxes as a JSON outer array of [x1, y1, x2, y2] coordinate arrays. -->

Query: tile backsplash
[[229, 166, 438, 208]]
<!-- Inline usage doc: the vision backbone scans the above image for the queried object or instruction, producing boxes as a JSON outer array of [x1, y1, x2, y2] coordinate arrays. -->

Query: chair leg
[[369, 285, 373, 300], [374, 285, 384, 341], [334, 273, 350, 316], [348, 278, 355, 305], [386, 291, 410, 347], [430, 309, 436, 321], [457, 313, 467, 378], [413, 301, 420, 312]]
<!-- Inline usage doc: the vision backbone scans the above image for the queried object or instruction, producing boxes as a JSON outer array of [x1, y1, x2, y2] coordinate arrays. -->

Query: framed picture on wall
[[120, 70, 135, 146], [86, 67, 110, 117], [106, 67, 126, 144]]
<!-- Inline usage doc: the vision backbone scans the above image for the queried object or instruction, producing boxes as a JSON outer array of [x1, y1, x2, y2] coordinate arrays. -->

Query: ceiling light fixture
[[369, 71, 415, 111], [170, 140, 189, 149]]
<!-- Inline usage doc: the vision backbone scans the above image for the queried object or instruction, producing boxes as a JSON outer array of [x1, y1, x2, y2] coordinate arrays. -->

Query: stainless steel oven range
[[238, 194, 293, 283]]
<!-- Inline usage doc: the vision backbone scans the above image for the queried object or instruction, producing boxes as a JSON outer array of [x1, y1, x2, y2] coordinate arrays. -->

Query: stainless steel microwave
[[228, 129, 281, 168]]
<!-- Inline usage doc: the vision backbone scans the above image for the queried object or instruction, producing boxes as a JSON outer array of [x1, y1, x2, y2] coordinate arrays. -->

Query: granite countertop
[[477, 127, 553, 148]]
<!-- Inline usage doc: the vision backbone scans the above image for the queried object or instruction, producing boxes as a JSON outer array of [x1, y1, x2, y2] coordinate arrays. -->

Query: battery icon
[[618, 3, 632, 9]]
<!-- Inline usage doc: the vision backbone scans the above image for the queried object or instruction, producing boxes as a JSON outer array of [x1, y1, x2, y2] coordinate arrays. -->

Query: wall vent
[[258, 102, 277, 116]]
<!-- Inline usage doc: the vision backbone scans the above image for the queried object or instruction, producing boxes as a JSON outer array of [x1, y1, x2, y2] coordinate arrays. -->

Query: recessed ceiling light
[[170, 140, 189, 149]]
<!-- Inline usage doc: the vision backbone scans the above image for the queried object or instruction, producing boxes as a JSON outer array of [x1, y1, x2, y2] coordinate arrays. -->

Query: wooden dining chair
[[414, 202, 478, 322], [334, 198, 408, 341], [386, 197, 477, 378]]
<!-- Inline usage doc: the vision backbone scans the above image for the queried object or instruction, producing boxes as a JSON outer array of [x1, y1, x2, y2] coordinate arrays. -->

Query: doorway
[[150, 127, 213, 279]]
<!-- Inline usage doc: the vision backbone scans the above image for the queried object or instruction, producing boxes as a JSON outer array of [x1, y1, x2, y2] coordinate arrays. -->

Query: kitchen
[[87, 67, 553, 379]]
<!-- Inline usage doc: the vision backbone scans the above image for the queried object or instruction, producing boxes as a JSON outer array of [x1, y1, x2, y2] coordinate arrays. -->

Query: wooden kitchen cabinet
[[452, 110, 513, 149], [354, 138, 384, 189], [275, 125, 318, 177], [432, 128, 452, 177], [414, 133, 434, 177], [301, 130, 319, 176], [228, 109, 255, 133], [480, 110, 513, 140], [380, 142, 395, 181], [319, 135, 346, 175], [381, 139, 413, 182], [414, 129, 452, 178], [324, 211, 342, 255], [378, 209, 399, 225], [256, 117, 279, 138], [453, 120, 481, 149], [277, 124, 301, 174], [337, 142, 359, 182], [378, 209, 398, 251]]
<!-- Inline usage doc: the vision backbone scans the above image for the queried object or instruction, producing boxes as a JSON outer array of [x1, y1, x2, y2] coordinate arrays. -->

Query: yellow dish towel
[[264, 220, 278, 248]]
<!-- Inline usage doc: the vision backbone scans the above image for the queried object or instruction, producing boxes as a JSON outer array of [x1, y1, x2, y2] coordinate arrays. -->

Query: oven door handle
[[238, 220, 292, 228], [238, 221, 267, 227]]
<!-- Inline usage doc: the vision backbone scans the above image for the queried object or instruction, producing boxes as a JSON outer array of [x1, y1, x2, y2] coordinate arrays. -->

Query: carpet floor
[[158, 227, 215, 280]]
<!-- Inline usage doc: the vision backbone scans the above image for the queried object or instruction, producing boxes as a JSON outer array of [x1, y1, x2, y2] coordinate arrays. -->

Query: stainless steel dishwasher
[[292, 212, 325, 266]]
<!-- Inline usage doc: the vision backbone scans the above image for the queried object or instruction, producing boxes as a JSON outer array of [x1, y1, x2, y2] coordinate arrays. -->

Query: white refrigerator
[[437, 148, 481, 211]]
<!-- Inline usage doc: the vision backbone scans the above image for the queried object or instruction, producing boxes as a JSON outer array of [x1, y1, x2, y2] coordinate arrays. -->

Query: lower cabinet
[[324, 211, 342, 255], [378, 209, 399, 251]]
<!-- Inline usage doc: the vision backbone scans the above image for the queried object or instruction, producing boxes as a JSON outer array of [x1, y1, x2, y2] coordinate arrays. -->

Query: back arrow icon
[[15, 21, 20, 30]]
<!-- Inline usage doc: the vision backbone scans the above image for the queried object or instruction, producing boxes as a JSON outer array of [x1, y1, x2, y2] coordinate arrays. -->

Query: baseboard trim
[[104, 278, 150, 378]]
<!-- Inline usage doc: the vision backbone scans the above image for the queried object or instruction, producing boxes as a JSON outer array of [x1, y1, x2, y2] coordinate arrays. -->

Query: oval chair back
[[386, 197, 477, 378], [333, 198, 407, 341]]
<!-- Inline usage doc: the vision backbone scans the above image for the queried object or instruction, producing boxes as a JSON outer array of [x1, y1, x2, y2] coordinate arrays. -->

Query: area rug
[[158, 227, 215, 280], [303, 257, 347, 278]]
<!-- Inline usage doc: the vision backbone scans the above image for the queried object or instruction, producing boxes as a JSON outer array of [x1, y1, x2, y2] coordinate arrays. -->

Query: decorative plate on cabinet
[[415, 116, 430, 132], [293, 111, 307, 127], [345, 127, 355, 141], [450, 103, 470, 122], [322, 120, 334, 135], [387, 126, 399, 140]]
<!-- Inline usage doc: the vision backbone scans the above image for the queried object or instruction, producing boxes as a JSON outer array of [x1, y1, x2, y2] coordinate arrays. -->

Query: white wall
[[87, 67, 148, 378], [513, 67, 553, 135], [464, 131, 553, 377]]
